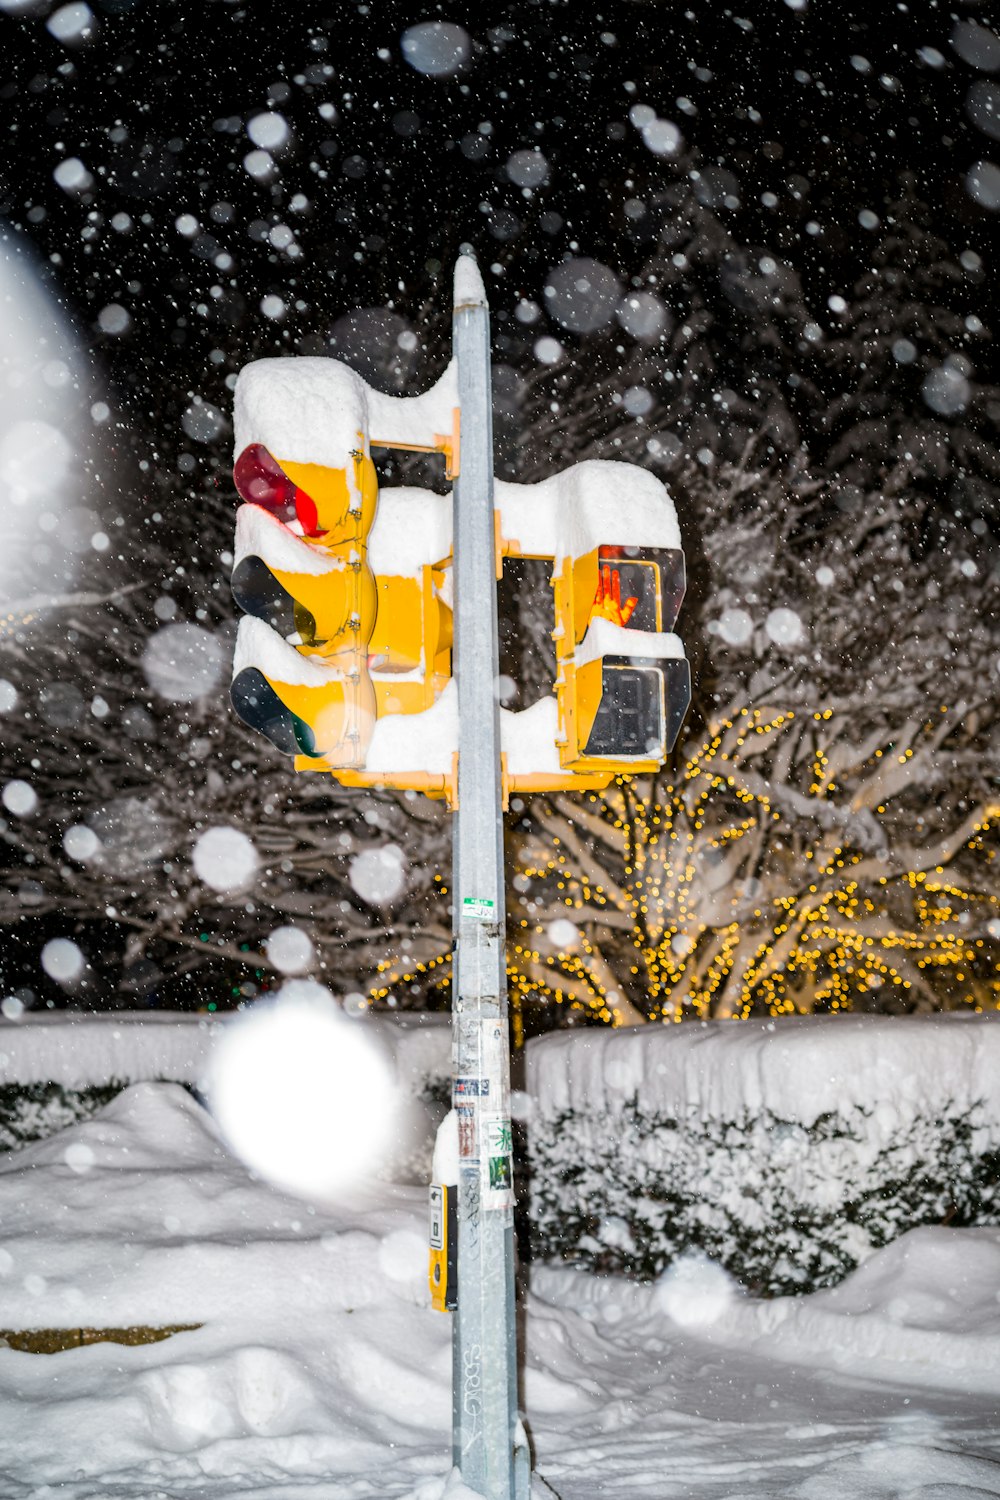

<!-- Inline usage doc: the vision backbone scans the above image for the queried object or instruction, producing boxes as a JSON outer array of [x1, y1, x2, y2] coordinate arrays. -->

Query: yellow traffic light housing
[[229, 444, 381, 771], [229, 356, 463, 796], [552, 543, 690, 773], [491, 463, 691, 791], [231, 616, 376, 767]]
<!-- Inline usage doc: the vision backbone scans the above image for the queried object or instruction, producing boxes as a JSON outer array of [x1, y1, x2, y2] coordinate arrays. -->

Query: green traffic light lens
[[230, 668, 317, 758]]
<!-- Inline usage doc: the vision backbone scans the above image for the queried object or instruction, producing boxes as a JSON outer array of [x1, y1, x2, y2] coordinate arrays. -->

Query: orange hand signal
[[593, 563, 639, 627]]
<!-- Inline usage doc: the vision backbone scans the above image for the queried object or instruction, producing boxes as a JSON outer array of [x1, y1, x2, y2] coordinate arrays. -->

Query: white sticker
[[462, 897, 495, 921]]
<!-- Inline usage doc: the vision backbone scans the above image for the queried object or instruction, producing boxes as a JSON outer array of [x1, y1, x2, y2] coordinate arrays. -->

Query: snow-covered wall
[[0, 1009, 450, 1095], [525, 1014, 1000, 1294], [526, 1013, 1000, 1132]]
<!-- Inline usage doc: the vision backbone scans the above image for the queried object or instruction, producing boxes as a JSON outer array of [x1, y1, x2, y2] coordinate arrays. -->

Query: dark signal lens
[[234, 445, 298, 522], [584, 664, 664, 758], [230, 668, 317, 757], [232, 556, 296, 636]]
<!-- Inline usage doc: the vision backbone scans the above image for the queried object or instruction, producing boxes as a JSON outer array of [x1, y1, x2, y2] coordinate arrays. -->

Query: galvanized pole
[[450, 249, 526, 1500]]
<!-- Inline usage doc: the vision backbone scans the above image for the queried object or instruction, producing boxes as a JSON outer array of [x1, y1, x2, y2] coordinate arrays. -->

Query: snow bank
[[526, 1015, 1000, 1294], [0, 1007, 450, 1093], [533, 1222, 1000, 1397], [0, 1082, 429, 1329], [0, 1010, 451, 1173], [0, 1081, 455, 1496], [0, 1078, 997, 1496]]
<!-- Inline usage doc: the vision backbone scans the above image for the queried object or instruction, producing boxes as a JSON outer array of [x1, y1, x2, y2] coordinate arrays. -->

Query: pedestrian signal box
[[552, 542, 691, 775]]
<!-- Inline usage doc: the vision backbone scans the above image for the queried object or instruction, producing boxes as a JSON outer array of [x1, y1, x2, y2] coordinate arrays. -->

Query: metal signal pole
[[450, 249, 527, 1500]]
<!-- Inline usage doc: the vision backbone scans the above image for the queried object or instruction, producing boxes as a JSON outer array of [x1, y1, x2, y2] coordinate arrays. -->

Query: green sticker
[[463, 897, 495, 921]]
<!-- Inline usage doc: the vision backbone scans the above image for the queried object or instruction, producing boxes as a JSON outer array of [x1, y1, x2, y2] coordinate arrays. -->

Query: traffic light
[[228, 352, 461, 792], [493, 460, 691, 788], [229, 439, 381, 768], [226, 361, 690, 801], [553, 542, 691, 772]]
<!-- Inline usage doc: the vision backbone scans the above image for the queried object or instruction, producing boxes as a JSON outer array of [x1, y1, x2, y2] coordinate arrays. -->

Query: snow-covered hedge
[[525, 1015, 1000, 1295], [0, 1010, 451, 1169]]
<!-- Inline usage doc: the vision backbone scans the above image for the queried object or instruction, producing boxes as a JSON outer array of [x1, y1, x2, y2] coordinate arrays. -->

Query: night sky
[[1, 0, 994, 474]]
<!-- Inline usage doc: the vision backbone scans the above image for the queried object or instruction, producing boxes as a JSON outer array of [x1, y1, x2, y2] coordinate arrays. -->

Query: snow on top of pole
[[367, 488, 453, 575], [232, 616, 346, 687], [234, 503, 342, 577], [495, 460, 681, 560], [453, 247, 487, 310], [233, 356, 457, 470], [575, 619, 685, 667]]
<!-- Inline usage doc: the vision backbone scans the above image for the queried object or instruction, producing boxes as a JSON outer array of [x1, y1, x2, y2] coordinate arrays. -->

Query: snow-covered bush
[[0, 1081, 123, 1153], [525, 1014, 1000, 1295]]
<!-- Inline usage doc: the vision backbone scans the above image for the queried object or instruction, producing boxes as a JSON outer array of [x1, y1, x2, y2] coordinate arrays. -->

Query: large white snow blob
[[46, 2, 95, 45], [247, 112, 291, 152], [715, 608, 754, 647], [53, 157, 93, 193], [543, 258, 622, 333], [922, 361, 972, 415], [97, 303, 129, 335], [349, 844, 406, 906], [617, 291, 669, 342], [966, 81, 1000, 142], [181, 399, 224, 444], [192, 827, 259, 893], [765, 607, 805, 648], [506, 149, 548, 188], [207, 981, 397, 1199], [41, 937, 85, 984], [401, 21, 470, 77], [655, 1252, 736, 1328], [548, 918, 581, 952], [142, 623, 227, 703], [2, 780, 37, 816], [63, 824, 99, 861], [952, 20, 1000, 72], [265, 925, 315, 975], [965, 160, 1000, 210], [641, 118, 682, 157]]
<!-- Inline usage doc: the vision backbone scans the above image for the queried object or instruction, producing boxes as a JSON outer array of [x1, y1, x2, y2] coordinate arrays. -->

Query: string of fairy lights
[[371, 706, 1000, 1041]]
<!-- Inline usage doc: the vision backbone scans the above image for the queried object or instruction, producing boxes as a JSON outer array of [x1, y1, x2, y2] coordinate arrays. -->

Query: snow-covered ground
[[0, 1081, 997, 1500]]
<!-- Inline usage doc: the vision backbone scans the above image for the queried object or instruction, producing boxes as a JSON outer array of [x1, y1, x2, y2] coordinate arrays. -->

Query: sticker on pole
[[456, 1105, 477, 1159], [482, 1114, 514, 1206], [462, 897, 495, 921]]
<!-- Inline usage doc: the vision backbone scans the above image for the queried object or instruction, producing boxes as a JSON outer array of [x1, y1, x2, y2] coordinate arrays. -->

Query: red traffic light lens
[[234, 445, 298, 522], [233, 445, 322, 535], [293, 488, 320, 536]]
